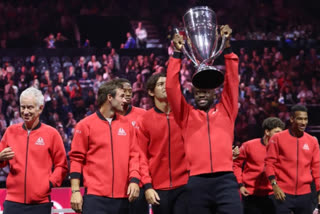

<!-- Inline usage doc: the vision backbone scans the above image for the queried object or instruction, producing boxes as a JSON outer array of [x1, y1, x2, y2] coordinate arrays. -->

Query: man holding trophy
[[166, 6, 242, 214]]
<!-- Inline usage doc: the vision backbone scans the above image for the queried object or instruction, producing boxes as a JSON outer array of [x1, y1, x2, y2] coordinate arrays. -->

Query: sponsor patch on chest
[[35, 137, 45, 146], [302, 143, 310, 151], [118, 128, 127, 136]]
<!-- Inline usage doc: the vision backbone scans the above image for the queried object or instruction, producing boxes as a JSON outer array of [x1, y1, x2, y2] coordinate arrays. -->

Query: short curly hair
[[262, 117, 285, 131]]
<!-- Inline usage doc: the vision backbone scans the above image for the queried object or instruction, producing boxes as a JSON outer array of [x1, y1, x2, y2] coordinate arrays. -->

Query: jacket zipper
[[108, 123, 115, 197], [167, 114, 172, 187], [206, 113, 213, 172], [296, 138, 299, 195], [24, 131, 31, 203]]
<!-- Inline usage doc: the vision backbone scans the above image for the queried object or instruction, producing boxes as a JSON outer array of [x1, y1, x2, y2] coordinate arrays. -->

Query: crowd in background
[[1, 45, 320, 155], [0, 0, 319, 48]]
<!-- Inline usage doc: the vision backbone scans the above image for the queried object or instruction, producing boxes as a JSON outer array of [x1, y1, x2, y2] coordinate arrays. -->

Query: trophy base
[[192, 66, 224, 89]]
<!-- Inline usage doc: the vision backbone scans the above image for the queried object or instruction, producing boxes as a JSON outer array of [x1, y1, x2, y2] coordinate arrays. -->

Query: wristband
[[71, 190, 80, 193]]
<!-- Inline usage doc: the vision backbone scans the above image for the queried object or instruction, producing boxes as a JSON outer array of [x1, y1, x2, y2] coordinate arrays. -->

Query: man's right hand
[[0, 147, 15, 161], [70, 192, 83, 213], [240, 186, 250, 196], [145, 188, 160, 205], [273, 184, 286, 201]]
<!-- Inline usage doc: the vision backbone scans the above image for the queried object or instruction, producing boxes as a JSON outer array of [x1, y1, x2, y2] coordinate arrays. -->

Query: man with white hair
[[0, 87, 68, 214]]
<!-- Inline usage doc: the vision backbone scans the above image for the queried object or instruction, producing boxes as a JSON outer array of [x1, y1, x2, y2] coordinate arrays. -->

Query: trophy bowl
[[177, 6, 227, 89]]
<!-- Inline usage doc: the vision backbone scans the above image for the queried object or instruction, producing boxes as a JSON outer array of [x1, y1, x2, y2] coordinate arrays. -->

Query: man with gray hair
[[0, 87, 68, 214]]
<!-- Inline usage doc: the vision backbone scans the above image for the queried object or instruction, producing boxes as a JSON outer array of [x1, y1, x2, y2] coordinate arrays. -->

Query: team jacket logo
[[118, 128, 127, 136], [211, 109, 218, 115], [302, 143, 310, 151], [35, 137, 45, 146], [131, 121, 140, 129]]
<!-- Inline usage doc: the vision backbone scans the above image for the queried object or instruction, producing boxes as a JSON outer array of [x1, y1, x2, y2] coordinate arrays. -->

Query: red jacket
[[137, 107, 188, 190], [265, 129, 320, 195], [69, 111, 140, 198], [233, 138, 272, 196], [0, 122, 68, 204], [166, 50, 239, 176], [124, 105, 146, 128]]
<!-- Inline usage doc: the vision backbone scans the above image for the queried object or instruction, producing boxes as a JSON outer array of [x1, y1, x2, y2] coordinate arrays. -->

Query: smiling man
[[265, 104, 320, 214], [69, 80, 140, 214], [166, 26, 242, 214], [114, 78, 146, 127], [0, 87, 68, 214]]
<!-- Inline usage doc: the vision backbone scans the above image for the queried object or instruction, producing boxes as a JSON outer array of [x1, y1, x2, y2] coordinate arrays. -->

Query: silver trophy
[[176, 6, 227, 89]]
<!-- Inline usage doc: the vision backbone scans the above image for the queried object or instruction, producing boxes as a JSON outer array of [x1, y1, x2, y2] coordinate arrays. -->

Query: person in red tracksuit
[[265, 104, 320, 214], [136, 73, 189, 214], [233, 117, 285, 214], [0, 87, 68, 214], [69, 80, 141, 214], [166, 25, 242, 214], [113, 78, 147, 214]]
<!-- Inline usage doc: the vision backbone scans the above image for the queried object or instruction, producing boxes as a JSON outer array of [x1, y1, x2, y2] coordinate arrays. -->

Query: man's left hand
[[127, 183, 140, 202]]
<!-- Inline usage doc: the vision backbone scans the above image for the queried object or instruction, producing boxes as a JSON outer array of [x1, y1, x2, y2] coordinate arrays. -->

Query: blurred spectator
[[124, 32, 136, 49], [44, 33, 56, 48], [87, 55, 101, 77], [0, 166, 9, 188], [79, 71, 93, 97], [135, 21, 147, 48], [9, 111, 23, 125], [83, 39, 90, 48]]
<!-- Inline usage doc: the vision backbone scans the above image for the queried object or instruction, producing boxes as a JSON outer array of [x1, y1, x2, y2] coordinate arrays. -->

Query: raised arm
[[218, 25, 239, 121], [166, 34, 191, 128], [220, 50, 239, 121]]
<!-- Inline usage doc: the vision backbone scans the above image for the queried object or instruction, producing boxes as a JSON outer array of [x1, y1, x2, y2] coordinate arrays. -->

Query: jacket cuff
[[268, 175, 276, 181], [143, 183, 153, 190], [70, 172, 81, 179], [239, 183, 244, 188], [173, 52, 183, 59], [223, 47, 232, 55], [130, 177, 140, 184]]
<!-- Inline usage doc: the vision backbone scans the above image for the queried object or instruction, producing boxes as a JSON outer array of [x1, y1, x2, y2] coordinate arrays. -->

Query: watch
[[71, 190, 80, 193], [271, 180, 277, 186]]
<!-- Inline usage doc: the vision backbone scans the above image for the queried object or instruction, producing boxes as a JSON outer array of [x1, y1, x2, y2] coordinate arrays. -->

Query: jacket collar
[[22, 122, 41, 131], [153, 106, 164, 114], [124, 105, 132, 116], [96, 110, 117, 121], [288, 128, 304, 138]]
